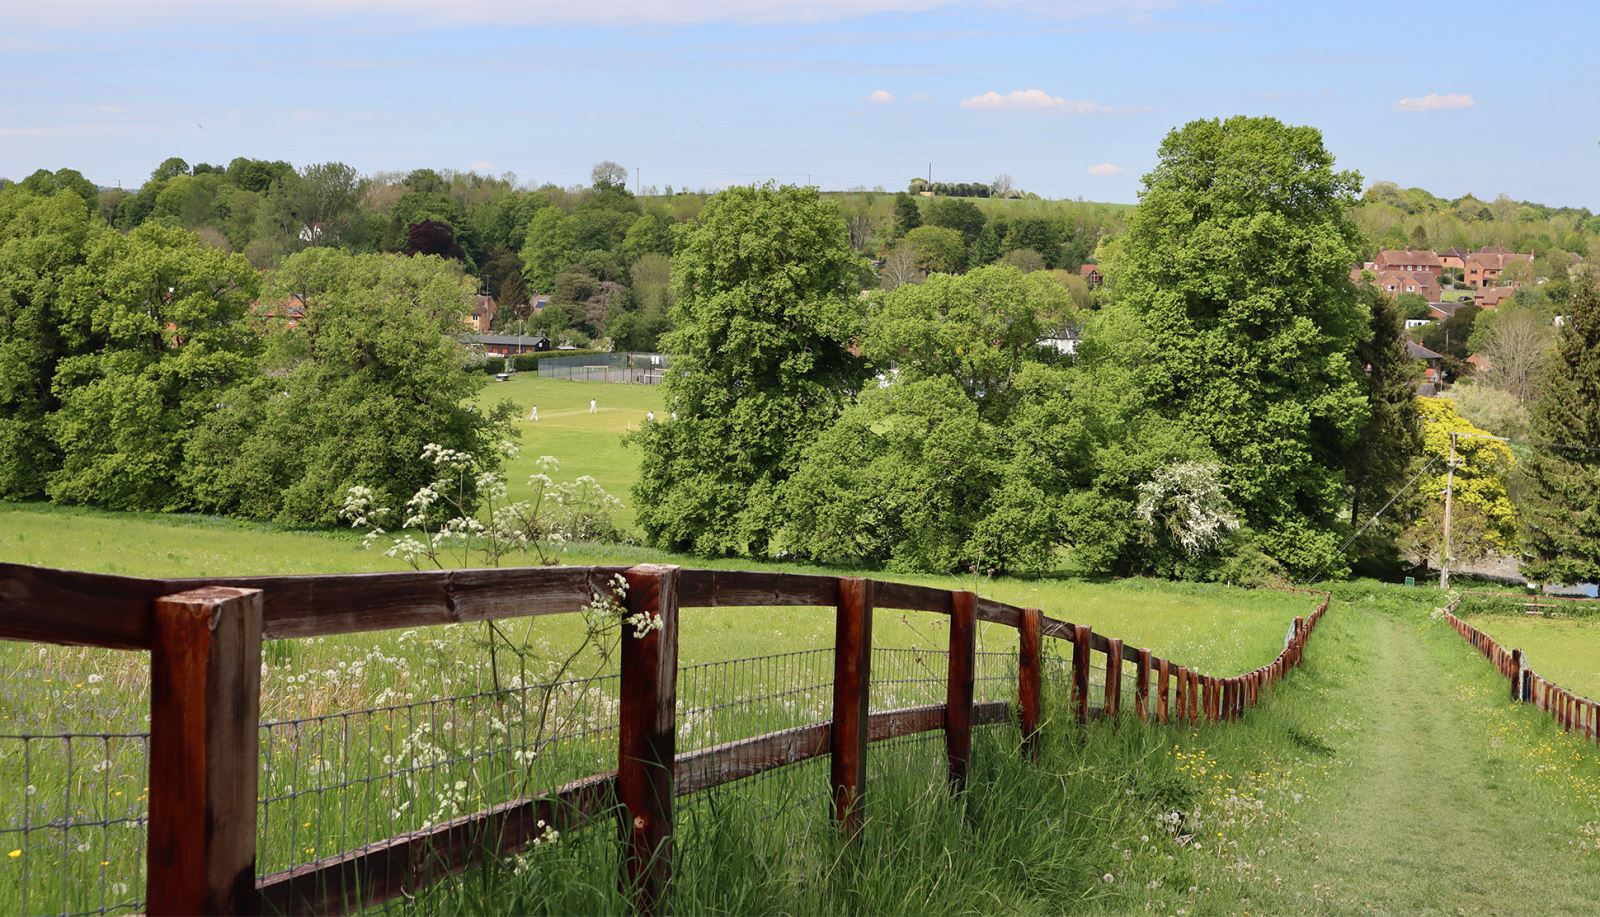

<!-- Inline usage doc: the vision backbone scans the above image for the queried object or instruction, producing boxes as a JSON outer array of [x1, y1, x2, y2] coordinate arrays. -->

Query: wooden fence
[[1444, 602, 1599, 745], [0, 561, 1329, 916]]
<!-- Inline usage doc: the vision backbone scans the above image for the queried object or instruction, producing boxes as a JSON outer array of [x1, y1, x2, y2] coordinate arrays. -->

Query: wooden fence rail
[[1444, 603, 1600, 745], [0, 562, 1329, 916]]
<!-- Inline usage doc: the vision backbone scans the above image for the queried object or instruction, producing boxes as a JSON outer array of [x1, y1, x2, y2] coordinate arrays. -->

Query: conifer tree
[[1521, 269, 1600, 584], [1347, 284, 1424, 566]]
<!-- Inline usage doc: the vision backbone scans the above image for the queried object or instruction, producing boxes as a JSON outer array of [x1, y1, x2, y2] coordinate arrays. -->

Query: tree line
[[7, 129, 1598, 585], [0, 183, 512, 526], [632, 117, 1600, 586]]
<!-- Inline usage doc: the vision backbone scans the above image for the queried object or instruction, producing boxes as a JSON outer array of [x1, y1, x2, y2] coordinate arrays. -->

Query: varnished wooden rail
[[0, 561, 1328, 915]]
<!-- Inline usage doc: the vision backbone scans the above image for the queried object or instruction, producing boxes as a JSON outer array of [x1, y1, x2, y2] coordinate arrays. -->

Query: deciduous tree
[[183, 249, 513, 524], [0, 188, 104, 497], [1099, 115, 1369, 576], [631, 184, 868, 556], [47, 224, 260, 510]]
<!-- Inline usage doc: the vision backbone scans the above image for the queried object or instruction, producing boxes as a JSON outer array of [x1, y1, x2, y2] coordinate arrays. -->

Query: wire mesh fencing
[[0, 733, 149, 917], [0, 632, 990, 914], [536, 352, 671, 384]]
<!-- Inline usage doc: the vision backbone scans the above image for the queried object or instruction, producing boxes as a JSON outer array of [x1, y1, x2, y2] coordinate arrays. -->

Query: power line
[[1298, 454, 1443, 586]]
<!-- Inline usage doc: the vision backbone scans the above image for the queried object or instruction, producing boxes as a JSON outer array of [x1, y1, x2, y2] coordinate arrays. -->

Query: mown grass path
[[1232, 598, 1600, 916]]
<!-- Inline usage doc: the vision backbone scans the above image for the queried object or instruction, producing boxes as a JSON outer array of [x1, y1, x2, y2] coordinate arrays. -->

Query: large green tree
[[891, 192, 922, 238], [779, 376, 1001, 571], [0, 188, 104, 497], [631, 184, 868, 556], [1521, 269, 1600, 584], [780, 266, 1075, 574], [46, 224, 260, 510], [184, 249, 513, 525], [860, 265, 1067, 418], [1100, 115, 1369, 575], [926, 197, 986, 246]]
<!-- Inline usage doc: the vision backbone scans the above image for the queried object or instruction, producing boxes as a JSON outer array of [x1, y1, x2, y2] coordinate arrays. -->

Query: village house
[[1375, 248, 1443, 274], [1463, 246, 1534, 288], [1437, 247, 1468, 271], [466, 293, 500, 333], [1077, 263, 1102, 289], [1407, 340, 1446, 395], [253, 294, 307, 328], [470, 333, 552, 357], [1374, 269, 1438, 300], [1474, 286, 1518, 309]]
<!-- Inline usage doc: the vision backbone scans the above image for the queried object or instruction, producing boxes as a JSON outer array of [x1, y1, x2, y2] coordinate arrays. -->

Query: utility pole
[[635, 167, 640, 196], [1440, 431, 1457, 589]]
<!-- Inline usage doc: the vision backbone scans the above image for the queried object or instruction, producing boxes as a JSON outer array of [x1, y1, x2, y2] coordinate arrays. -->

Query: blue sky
[[4, 0, 1597, 208]]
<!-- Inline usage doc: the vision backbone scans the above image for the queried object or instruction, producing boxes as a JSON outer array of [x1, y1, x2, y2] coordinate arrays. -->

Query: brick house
[[1464, 247, 1533, 288], [1438, 247, 1468, 271], [1474, 286, 1517, 309], [1375, 269, 1438, 300], [1375, 248, 1443, 273], [254, 294, 307, 328]]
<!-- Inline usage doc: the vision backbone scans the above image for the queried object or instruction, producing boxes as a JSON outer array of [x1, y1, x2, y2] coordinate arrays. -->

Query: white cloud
[[1392, 93, 1475, 112], [469, 160, 494, 172], [1086, 163, 1123, 176], [866, 89, 895, 104], [960, 89, 1133, 114]]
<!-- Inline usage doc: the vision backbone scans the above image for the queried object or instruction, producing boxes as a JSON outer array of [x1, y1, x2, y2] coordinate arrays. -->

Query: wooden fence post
[[832, 577, 874, 833], [147, 586, 263, 917], [1019, 607, 1042, 759], [1157, 659, 1170, 724], [946, 591, 977, 790], [1173, 666, 1187, 725], [618, 564, 680, 915], [1292, 617, 1306, 667], [1105, 639, 1123, 720], [1510, 649, 1522, 701], [1135, 649, 1152, 723], [1189, 670, 1201, 724], [1072, 625, 1092, 724]]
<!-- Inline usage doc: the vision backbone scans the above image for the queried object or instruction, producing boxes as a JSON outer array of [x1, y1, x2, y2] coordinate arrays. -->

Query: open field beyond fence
[[0, 560, 1326, 915], [1447, 596, 1600, 743]]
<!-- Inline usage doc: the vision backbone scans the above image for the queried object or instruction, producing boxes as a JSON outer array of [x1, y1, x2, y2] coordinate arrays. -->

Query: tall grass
[[405, 691, 1255, 916]]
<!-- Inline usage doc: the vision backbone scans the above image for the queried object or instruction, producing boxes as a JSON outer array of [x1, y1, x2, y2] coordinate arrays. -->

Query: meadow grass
[[1463, 614, 1600, 699], [473, 376, 661, 529], [406, 581, 1600, 916], [7, 504, 1600, 914], [0, 496, 1314, 916]]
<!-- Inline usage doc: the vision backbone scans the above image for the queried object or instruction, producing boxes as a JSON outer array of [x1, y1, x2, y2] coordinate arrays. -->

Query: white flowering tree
[[1135, 461, 1240, 559]]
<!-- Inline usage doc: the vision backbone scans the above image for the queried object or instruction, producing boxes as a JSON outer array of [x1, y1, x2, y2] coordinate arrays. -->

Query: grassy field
[[8, 377, 1599, 915], [1465, 614, 1600, 698], [338, 584, 1600, 915], [474, 376, 662, 529], [0, 495, 1314, 916]]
